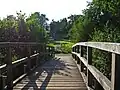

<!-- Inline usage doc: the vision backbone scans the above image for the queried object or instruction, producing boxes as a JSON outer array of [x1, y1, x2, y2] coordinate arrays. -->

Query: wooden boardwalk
[[13, 54, 87, 90]]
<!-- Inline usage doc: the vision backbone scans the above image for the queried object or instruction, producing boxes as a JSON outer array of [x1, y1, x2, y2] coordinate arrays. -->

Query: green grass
[[48, 41, 74, 54]]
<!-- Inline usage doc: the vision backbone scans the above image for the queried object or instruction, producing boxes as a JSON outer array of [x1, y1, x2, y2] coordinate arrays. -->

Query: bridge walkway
[[13, 54, 87, 90]]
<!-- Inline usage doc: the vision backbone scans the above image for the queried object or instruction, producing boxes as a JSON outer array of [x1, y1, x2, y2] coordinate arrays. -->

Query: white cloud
[[0, 0, 90, 21]]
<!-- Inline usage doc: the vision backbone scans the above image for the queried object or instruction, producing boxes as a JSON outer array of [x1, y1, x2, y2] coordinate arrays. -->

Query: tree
[[26, 12, 48, 42]]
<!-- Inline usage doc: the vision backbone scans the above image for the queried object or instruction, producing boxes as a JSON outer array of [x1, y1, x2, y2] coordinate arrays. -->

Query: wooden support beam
[[27, 45, 31, 71], [87, 47, 92, 88], [77, 45, 80, 53], [80, 46, 84, 72], [43, 44, 46, 60], [6, 45, 13, 90], [77, 45, 80, 64], [111, 53, 120, 90], [36, 45, 39, 66]]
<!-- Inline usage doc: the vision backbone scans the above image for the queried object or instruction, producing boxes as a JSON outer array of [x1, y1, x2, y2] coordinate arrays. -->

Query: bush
[[61, 42, 74, 54], [48, 41, 74, 54]]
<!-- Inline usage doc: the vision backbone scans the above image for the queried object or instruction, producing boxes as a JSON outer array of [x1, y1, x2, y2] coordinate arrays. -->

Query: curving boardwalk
[[13, 54, 87, 90]]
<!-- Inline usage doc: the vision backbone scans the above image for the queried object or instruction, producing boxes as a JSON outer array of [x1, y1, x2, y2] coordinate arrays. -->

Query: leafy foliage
[[50, 15, 79, 40], [0, 11, 49, 65], [67, 0, 120, 77]]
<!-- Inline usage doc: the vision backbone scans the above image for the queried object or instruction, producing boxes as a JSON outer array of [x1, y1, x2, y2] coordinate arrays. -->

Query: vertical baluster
[[80, 46, 84, 72], [49, 47, 52, 57], [36, 44, 39, 67], [24, 65, 27, 73], [52, 47, 55, 58], [38, 44, 43, 64], [75, 46, 77, 60], [2, 75, 7, 89], [111, 53, 120, 90], [72, 47, 74, 57], [48, 47, 50, 58], [43, 44, 46, 61], [87, 47, 92, 88], [77, 45, 80, 64], [0, 70, 6, 90], [27, 45, 31, 71], [0, 70, 1, 89], [6, 44, 13, 90]]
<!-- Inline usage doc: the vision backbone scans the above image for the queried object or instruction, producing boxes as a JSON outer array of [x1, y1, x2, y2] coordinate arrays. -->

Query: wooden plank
[[14, 86, 88, 90], [14, 82, 86, 87], [13, 54, 87, 90]]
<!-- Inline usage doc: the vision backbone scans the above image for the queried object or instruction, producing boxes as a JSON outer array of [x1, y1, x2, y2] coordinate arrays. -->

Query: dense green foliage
[[0, 11, 48, 42], [60, 41, 74, 53], [0, 11, 49, 65], [48, 41, 74, 54], [50, 15, 79, 40]]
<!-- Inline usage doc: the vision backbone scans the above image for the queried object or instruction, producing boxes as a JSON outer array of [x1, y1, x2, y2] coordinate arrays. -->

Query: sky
[[0, 0, 91, 22]]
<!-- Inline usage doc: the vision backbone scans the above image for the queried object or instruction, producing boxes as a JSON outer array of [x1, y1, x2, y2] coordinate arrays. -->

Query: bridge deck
[[13, 54, 87, 90]]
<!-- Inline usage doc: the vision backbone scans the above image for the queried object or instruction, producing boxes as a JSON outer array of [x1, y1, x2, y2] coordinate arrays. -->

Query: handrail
[[0, 42, 44, 47], [0, 42, 44, 45], [72, 42, 120, 54], [72, 52, 111, 90], [72, 42, 120, 90], [0, 42, 55, 89]]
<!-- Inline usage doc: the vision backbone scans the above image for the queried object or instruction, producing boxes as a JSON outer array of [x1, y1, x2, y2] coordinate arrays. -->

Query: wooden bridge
[[0, 42, 119, 90]]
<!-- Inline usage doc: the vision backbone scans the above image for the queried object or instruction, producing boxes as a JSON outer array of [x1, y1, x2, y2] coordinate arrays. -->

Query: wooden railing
[[72, 42, 120, 90], [0, 42, 55, 90]]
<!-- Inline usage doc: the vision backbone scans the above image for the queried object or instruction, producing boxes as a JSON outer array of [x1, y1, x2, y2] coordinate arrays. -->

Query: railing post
[[75, 46, 77, 60], [2, 75, 7, 89], [111, 53, 120, 90], [24, 65, 27, 73], [77, 45, 80, 53], [48, 46, 50, 58], [27, 45, 31, 71], [36, 44, 39, 66], [38, 44, 42, 64], [6, 44, 13, 90], [73, 47, 75, 52], [72, 47, 74, 52], [43, 44, 46, 61], [87, 47, 92, 88], [52, 47, 55, 58], [80, 46, 84, 72], [72, 47, 74, 59], [77, 45, 80, 64]]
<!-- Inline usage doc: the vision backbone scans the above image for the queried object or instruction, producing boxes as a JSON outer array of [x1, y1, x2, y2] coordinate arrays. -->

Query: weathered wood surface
[[72, 52, 111, 90], [13, 54, 87, 90], [72, 42, 120, 54]]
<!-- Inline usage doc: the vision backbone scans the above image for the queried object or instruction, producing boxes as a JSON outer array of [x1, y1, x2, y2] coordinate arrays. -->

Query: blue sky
[[0, 0, 91, 21]]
